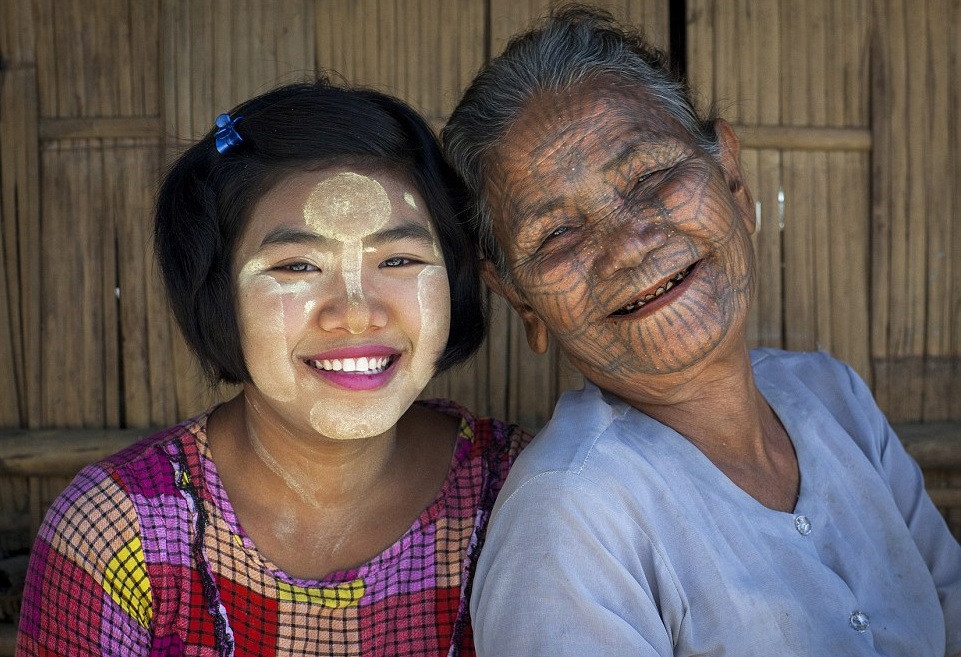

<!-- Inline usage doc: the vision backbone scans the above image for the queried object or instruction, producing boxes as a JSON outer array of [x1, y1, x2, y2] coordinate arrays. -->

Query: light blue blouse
[[471, 348, 961, 656]]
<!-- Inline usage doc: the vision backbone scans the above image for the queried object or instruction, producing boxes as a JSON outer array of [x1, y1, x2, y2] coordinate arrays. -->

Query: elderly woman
[[442, 5, 961, 656]]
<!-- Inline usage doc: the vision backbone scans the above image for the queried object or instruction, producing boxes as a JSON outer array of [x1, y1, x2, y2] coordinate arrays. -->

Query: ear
[[714, 119, 757, 235], [480, 260, 550, 355]]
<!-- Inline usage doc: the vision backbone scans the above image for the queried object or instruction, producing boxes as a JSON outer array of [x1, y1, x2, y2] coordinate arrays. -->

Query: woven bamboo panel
[[1, 0, 959, 435], [687, 0, 873, 388], [872, 0, 961, 423]]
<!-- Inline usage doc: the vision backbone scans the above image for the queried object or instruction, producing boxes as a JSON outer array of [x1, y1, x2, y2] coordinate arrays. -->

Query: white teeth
[[311, 356, 392, 374]]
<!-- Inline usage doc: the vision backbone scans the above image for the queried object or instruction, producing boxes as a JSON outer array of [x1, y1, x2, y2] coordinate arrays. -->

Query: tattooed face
[[483, 77, 756, 404]]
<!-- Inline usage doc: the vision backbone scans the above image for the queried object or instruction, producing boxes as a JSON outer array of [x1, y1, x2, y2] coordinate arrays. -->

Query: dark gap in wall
[[669, 0, 687, 80]]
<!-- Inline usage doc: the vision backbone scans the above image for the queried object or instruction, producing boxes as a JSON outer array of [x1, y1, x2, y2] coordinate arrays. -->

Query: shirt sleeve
[[17, 465, 153, 656], [844, 364, 961, 654], [470, 470, 678, 657]]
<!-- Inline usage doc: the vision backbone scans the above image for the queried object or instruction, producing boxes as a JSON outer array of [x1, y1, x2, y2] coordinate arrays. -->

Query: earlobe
[[519, 308, 550, 355], [479, 260, 550, 355], [714, 119, 757, 235]]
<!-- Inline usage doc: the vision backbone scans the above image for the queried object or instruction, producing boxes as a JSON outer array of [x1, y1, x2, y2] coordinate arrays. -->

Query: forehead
[[484, 78, 692, 218], [246, 167, 428, 235]]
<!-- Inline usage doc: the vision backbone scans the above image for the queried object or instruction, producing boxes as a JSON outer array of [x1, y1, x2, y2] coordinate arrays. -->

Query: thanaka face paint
[[234, 168, 450, 443]]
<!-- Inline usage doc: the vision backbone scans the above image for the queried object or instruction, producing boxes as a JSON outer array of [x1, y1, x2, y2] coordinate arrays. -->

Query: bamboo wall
[[0, 0, 958, 432]]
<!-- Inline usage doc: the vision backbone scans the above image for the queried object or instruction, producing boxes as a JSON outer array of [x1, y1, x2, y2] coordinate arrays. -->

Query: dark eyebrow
[[365, 222, 436, 248], [259, 227, 337, 249]]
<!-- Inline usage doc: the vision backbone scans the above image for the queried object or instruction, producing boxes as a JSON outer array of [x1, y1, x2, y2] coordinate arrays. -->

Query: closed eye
[[637, 168, 666, 186], [536, 224, 573, 252], [631, 166, 675, 196]]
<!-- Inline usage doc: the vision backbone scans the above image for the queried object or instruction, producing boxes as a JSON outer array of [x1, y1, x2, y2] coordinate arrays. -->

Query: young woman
[[18, 78, 529, 657]]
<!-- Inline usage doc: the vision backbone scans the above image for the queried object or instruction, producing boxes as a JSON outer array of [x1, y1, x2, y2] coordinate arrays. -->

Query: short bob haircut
[[442, 3, 719, 279], [155, 76, 485, 385]]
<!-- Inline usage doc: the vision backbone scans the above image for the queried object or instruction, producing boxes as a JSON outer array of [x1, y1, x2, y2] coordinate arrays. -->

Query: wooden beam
[[0, 429, 147, 477], [38, 117, 162, 141], [734, 125, 872, 151], [896, 422, 961, 467]]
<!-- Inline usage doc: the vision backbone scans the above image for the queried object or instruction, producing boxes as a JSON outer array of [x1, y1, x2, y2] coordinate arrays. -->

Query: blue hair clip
[[214, 113, 244, 154]]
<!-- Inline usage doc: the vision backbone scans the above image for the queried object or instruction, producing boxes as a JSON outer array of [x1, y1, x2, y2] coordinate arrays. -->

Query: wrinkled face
[[233, 168, 450, 440], [484, 78, 756, 404]]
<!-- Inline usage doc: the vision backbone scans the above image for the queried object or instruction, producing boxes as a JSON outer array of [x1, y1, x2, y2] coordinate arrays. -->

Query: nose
[[594, 217, 669, 279], [316, 259, 388, 334]]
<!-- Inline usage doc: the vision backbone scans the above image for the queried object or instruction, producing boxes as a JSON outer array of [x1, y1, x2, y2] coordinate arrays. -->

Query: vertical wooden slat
[[685, 0, 713, 107], [1, 0, 42, 428], [950, 0, 961, 421], [870, 0, 959, 422], [779, 4, 817, 355], [689, 0, 870, 384], [921, 0, 956, 420], [1, 7, 42, 428], [902, 0, 931, 418], [871, 0, 897, 414], [752, 0, 783, 349]]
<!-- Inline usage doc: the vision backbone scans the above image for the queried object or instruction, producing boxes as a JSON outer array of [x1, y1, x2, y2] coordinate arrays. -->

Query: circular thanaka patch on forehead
[[303, 171, 391, 239]]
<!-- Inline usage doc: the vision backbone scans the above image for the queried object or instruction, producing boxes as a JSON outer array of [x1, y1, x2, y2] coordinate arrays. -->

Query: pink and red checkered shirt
[[18, 399, 530, 656]]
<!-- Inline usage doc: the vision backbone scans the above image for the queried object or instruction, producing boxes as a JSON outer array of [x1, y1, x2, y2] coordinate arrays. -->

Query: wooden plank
[[96, 145, 121, 428], [108, 142, 160, 427], [828, 151, 872, 381], [0, 69, 31, 427], [713, 1, 737, 118], [0, 429, 145, 476], [780, 151, 816, 351], [38, 143, 108, 427], [145, 250, 180, 427], [750, 148, 785, 348], [869, 0, 897, 415], [38, 117, 162, 141], [921, 0, 956, 420], [751, 1, 783, 350], [733, 125, 872, 151], [685, 0, 714, 104], [439, 0, 486, 118]]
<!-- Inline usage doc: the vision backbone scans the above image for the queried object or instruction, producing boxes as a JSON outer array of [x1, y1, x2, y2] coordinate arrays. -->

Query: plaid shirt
[[18, 399, 530, 656]]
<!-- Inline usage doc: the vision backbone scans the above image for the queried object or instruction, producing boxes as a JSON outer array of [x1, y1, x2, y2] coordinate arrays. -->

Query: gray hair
[[442, 3, 720, 279]]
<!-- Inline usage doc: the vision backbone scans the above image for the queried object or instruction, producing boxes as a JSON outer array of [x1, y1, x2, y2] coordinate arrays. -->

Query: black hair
[[155, 76, 485, 385]]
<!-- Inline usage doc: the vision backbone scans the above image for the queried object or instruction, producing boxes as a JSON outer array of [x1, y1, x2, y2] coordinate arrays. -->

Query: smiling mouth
[[307, 355, 396, 374], [610, 262, 698, 317]]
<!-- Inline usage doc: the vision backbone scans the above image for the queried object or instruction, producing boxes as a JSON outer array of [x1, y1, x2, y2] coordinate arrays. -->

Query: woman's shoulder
[[39, 412, 213, 538], [95, 412, 211, 487]]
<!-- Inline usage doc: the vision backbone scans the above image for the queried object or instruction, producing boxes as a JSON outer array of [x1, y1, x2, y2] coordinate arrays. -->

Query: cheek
[[237, 278, 319, 384], [239, 279, 313, 339], [415, 266, 452, 349]]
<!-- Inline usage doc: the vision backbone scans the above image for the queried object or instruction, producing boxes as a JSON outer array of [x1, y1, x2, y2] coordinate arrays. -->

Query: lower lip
[[307, 359, 397, 391], [610, 262, 699, 320]]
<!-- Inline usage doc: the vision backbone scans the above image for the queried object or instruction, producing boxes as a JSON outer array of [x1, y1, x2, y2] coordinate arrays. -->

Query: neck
[[230, 391, 400, 509], [632, 343, 772, 461], [627, 344, 799, 511]]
